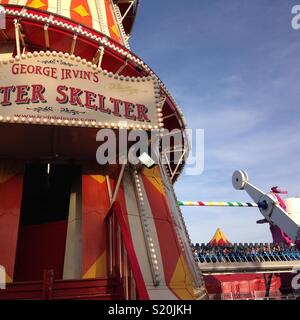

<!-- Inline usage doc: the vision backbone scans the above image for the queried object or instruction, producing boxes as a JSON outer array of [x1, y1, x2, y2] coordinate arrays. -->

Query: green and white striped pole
[[178, 201, 258, 207]]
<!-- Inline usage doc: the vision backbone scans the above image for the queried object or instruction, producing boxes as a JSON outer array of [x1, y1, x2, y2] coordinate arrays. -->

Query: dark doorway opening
[[14, 164, 81, 282]]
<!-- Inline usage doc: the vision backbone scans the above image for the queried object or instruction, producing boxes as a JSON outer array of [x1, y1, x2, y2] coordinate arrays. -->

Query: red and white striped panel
[[0, 0, 124, 44]]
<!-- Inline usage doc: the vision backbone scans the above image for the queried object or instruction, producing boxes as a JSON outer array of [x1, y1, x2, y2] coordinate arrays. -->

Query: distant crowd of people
[[192, 243, 300, 263]]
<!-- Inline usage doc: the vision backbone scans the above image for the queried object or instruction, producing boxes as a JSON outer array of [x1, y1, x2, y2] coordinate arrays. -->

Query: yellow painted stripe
[[82, 251, 107, 279], [169, 254, 197, 300], [143, 167, 164, 195], [90, 175, 106, 184], [6, 272, 12, 284]]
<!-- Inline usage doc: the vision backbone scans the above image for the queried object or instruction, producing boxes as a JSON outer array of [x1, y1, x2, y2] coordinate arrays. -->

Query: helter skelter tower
[[0, 1, 207, 300]]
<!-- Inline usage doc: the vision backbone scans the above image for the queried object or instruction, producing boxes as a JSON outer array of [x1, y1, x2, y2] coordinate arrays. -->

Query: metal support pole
[[44, 24, 50, 49], [98, 46, 105, 68], [121, 0, 135, 23], [116, 60, 128, 75], [106, 175, 113, 204], [14, 20, 21, 56], [70, 34, 77, 55], [111, 164, 126, 205]]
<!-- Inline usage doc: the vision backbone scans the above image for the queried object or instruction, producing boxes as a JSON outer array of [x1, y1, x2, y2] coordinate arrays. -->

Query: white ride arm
[[232, 170, 300, 243]]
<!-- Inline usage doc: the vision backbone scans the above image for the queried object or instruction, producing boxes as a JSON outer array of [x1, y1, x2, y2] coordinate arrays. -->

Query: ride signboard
[[0, 52, 161, 129]]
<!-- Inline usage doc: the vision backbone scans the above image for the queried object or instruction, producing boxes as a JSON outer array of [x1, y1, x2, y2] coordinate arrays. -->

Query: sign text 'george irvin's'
[[10, 62, 100, 82]]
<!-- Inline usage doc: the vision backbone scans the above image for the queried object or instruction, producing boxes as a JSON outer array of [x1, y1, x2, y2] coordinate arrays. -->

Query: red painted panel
[[212, 273, 274, 282], [0, 174, 23, 280], [204, 274, 281, 294], [14, 221, 68, 281], [70, 0, 93, 29], [82, 175, 110, 275], [104, 0, 122, 43], [142, 175, 181, 284]]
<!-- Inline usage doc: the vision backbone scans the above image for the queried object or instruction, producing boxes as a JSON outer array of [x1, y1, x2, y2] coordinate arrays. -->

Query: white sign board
[[0, 52, 161, 129]]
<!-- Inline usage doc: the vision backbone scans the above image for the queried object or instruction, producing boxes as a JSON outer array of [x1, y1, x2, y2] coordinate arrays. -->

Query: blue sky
[[130, 1, 300, 243]]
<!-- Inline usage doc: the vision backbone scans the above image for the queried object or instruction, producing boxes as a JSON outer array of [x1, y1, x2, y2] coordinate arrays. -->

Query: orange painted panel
[[70, 0, 93, 29], [104, 0, 122, 43], [0, 173, 23, 280], [82, 175, 110, 277]]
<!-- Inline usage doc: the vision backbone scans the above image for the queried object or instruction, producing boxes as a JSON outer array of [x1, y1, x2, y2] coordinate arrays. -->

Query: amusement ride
[[0, 1, 299, 300]]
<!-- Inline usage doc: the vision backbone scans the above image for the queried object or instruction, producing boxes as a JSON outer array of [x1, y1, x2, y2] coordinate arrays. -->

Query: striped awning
[[0, 0, 125, 45], [209, 228, 230, 246]]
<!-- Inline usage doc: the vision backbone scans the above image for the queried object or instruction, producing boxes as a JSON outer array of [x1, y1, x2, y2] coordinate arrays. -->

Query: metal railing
[[194, 244, 300, 264]]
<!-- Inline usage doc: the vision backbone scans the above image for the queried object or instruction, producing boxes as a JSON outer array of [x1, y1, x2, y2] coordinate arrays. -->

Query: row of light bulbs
[[134, 170, 161, 285], [0, 115, 164, 130]]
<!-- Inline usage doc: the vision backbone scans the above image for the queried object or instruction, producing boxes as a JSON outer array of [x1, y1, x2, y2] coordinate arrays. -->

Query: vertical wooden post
[[42, 269, 54, 300]]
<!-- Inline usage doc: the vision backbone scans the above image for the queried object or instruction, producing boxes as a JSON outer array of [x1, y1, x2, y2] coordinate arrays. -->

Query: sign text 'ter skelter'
[[0, 52, 160, 129]]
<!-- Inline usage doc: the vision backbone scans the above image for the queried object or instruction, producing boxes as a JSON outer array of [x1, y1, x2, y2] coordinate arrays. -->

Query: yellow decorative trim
[[90, 175, 106, 184], [209, 228, 229, 244], [169, 254, 197, 300], [143, 167, 164, 195], [6, 272, 12, 284], [73, 4, 90, 17], [27, 0, 46, 9], [110, 25, 120, 38], [83, 251, 107, 279]]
